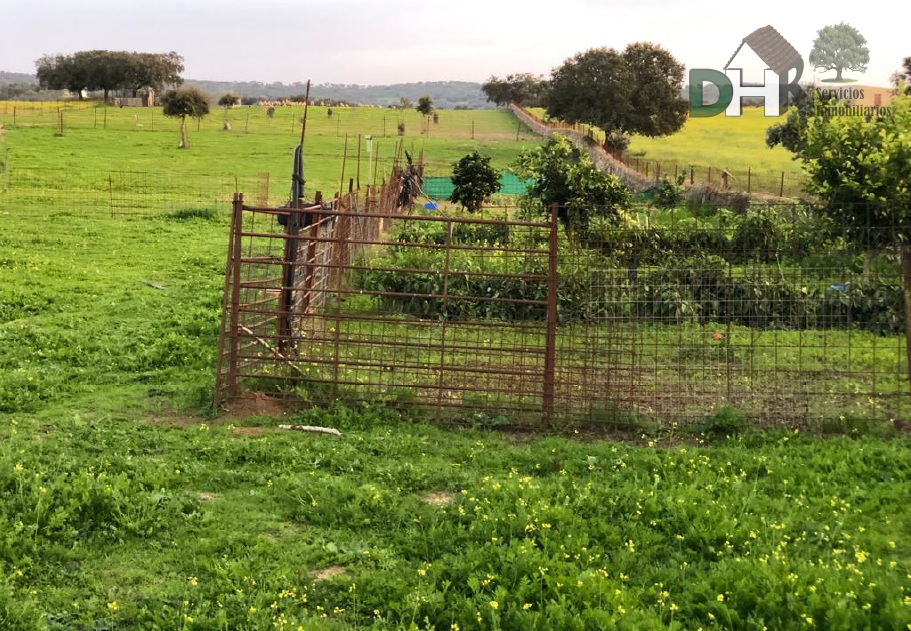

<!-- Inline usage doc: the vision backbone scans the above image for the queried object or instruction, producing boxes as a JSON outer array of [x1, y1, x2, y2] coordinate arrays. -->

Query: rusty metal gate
[[216, 196, 909, 427], [214, 190, 564, 421]]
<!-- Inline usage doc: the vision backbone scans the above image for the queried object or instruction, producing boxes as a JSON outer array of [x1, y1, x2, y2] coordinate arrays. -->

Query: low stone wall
[[509, 104, 652, 192]]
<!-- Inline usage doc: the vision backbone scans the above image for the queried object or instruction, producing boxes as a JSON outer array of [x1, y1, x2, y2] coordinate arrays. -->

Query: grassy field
[[0, 103, 909, 629], [528, 106, 803, 183], [0, 102, 536, 186], [626, 108, 801, 176]]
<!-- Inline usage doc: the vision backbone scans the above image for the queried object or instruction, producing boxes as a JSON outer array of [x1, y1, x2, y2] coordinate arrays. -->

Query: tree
[[450, 151, 500, 213], [545, 43, 686, 153], [36, 54, 88, 97], [765, 88, 840, 153], [809, 23, 869, 81], [620, 43, 688, 137], [891, 56, 911, 95], [218, 93, 239, 130], [788, 92, 911, 373], [34, 50, 184, 101], [416, 95, 434, 116], [123, 51, 184, 96], [162, 87, 210, 149], [513, 135, 630, 236], [482, 73, 548, 107]]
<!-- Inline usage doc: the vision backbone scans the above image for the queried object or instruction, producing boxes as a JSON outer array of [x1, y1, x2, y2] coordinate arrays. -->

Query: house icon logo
[[690, 25, 806, 117]]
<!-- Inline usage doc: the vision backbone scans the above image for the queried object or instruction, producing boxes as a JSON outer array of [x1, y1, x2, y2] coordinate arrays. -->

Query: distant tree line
[[480, 73, 549, 107], [35, 51, 184, 101]]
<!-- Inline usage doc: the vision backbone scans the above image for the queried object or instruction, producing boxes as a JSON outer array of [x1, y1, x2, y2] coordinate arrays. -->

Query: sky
[[0, 0, 904, 87]]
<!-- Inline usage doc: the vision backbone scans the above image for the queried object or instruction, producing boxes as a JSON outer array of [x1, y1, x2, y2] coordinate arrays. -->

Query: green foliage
[[449, 151, 500, 212], [654, 174, 685, 210], [217, 92, 239, 109], [162, 87, 211, 120], [695, 406, 751, 438], [1, 96, 909, 631], [358, 218, 905, 333], [162, 86, 211, 149], [809, 22, 870, 80], [546, 43, 687, 148], [513, 135, 630, 235], [798, 92, 911, 249], [35, 50, 184, 100], [730, 207, 788, 263], [0, 412, 907, 629], [765, 88, 840, 153], [415, 95, 434, 116], [892, 56, 911, 95], [481, 73, 548, 107]]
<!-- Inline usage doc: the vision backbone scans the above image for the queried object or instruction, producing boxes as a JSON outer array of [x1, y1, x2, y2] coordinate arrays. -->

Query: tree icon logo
[[809, 22, 869, 82]]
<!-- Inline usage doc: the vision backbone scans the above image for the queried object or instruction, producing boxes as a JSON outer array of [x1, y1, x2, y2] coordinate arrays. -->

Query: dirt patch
[[230, 426, 266, 438], [309, 566, 349, 582], [263, 522, 303, 542], [421, 491, 455, 507], [219, 392, 287, 421]]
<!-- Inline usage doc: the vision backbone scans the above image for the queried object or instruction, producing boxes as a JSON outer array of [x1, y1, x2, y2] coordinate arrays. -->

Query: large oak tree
[[35, 51, 184, 101], [545, 43, 687, 153]]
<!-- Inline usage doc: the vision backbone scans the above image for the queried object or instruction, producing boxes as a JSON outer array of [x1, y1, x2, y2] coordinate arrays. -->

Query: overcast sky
[[0, 0, 903, 86]]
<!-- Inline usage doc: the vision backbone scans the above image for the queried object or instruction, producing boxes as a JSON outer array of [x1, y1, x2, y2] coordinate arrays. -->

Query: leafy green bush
[[450, 151, 500, 212], [654, 174, 686, 210]]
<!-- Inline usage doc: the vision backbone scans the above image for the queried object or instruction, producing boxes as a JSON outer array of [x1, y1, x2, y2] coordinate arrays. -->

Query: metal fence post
[[543, 204, 559, 418], [218, 193, 245, 402]]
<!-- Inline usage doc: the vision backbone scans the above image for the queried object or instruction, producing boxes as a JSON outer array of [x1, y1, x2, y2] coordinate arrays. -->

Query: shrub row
[[358, 253, 904, 334]]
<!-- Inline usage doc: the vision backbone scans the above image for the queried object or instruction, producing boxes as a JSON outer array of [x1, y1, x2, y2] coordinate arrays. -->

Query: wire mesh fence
[[617, 156, 805, 198], [0, 102, 529, 141], [512, 103, 807, 198], [215, 198, 910, 427], [0, 166, 273, 216]]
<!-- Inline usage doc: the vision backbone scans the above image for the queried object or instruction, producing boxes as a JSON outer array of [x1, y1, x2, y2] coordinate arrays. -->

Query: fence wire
[[216, 198, 910, 427], [0, 167, 272, 216]]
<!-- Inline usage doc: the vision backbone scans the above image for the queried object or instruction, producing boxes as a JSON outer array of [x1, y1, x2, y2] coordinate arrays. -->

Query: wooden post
[[747, 167, 752, 194], [779, 172, 785, 197], [690, 165, 694, 185], [708, 167, 713, 185]]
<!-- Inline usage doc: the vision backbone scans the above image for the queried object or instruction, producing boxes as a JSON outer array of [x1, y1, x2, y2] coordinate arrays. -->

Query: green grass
[[1, 103, 537, 187], [0, 102, 909, 630], [1, 408, 909, 630], [626, 108, 800, 177], [526, 105, 799, 175], [525, 106, 805, 195]]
